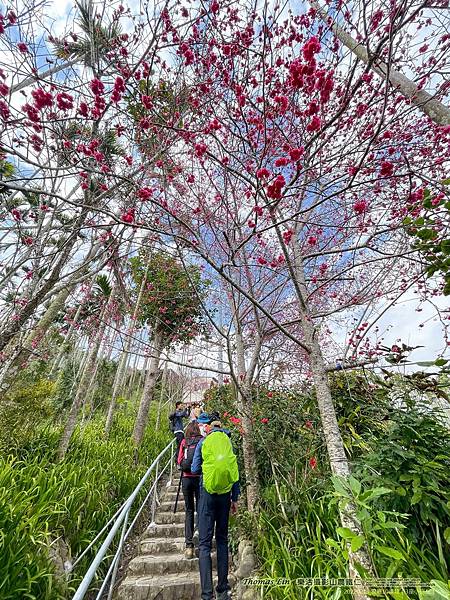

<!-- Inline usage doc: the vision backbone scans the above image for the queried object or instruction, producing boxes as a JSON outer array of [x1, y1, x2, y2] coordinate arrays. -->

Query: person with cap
[[191, 418, 240, 600], [197, 411, 211, 437]]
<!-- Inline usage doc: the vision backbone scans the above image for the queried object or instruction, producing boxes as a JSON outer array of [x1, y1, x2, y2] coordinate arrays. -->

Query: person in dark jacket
[[177, 421, 203, 559], [169, 401, 189, 458]]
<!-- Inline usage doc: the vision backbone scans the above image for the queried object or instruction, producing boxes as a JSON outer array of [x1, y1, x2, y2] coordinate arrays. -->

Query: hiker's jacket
[[191, 427, 240, 501], [172, 409, 189, 433]]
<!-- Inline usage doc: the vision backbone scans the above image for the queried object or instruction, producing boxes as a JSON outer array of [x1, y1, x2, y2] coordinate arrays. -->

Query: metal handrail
[[72, 438, 176, 600]]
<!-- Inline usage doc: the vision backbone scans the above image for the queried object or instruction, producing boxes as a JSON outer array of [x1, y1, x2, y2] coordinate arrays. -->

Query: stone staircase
[[117, 477, 215, 600]]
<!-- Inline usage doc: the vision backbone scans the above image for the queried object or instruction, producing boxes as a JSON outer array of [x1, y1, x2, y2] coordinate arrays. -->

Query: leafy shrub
[[0, 378, 56, 452], [353, 400, 450, 568], [0, 412, 171, 600]]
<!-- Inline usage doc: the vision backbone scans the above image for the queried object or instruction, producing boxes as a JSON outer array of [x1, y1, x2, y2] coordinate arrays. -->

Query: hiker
[[191, 404, 202, 421], [169, 401, 189, 458], [177, 421, 203, 559], [192, 419, 240, 600], [197, 411, 211, 437]]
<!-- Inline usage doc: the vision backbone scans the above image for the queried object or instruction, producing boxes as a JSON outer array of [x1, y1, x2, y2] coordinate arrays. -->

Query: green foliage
[[353, 401, 450, 565], [403, 182, 450, 295], [129, 251, 209, 348], [0, 379, 56, 452], [89, 357, 117, 413], [0, 411, 171, 600], [127, 79, 191, 160], [217, 372, 450, 595], [0, 158, 15, 178], [53, 359, 78, 412], [52, 0, 122, 64]]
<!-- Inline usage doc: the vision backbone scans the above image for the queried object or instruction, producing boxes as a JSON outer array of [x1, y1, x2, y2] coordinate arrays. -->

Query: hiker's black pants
[[182, 475, 200, 547], [174, 431, 184, 459], [198, 486, 231, 600]]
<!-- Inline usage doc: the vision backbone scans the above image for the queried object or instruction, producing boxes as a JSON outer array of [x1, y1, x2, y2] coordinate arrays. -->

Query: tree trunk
[[57, 286, 118, 460], [155, 365, 168, 431], [309, 0, 450, 125], [11, 57, 81, 94], [49, 295, 87, 376], [289, 240, 374, 590], [132, 329, 164, 446], [105, 261, 149, 434], [234, 328, 260, 512]]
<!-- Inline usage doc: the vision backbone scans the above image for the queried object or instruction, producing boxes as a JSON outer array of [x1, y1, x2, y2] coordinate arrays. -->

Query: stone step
[[140, 536, 215, 554], [160, 492, 184, 502], [146, 522, 185, 538], [156, 511, 197, 524], [117, 573, 201, 600], [158, 501, 185, 512], [140, 537, 186, 554], [128, 552, 216, 576]]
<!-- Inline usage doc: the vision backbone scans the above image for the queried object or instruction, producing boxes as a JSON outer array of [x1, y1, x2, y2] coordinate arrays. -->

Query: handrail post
[[169, 447, 174, 485], [150, 462, 159, 526]]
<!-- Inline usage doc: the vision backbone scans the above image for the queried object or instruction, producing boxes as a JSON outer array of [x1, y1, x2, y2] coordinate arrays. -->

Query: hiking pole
[[174, 472, 183, 514]]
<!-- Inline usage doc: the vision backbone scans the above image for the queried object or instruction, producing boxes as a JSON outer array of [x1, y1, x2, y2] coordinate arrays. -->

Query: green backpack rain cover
[[201, 431, 239, 495]]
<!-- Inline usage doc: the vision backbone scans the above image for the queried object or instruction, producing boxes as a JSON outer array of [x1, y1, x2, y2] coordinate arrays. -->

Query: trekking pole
[[174, 472, 183, 514]]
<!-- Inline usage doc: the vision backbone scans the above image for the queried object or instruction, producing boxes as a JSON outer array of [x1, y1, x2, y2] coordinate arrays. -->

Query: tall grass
[[0, 412, 170, 600]]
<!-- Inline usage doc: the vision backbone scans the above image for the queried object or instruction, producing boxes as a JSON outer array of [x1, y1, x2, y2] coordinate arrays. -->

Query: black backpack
[[180, 436, 202, 473], [168, 412, 176, 433]]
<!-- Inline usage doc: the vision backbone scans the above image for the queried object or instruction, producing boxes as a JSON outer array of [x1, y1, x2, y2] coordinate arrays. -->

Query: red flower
[[307, 115, 321, 132], [0, 100, 9, 121], [17, 42, 28, 53], [380, 161, 394, 177], [353, 200, 368, 214], [256, 168, 270, 179], [274, 95, 289, 113], [78, 102, 89, 117], [289, 147, 304, 162], [141, 94, 152, 110], [121, 209, 135, 223], [261, 418, 269, 424], [305, 420, 313, 429], [282, 229, 293, 244], [90, 78, 105, 96], [56, 92, 73, 111], [274, 157, 289, 167], [302, 37, 321, 62], [138, 187, 153, 201], [195, 143, 207, 158], [267, 175, 285, 200], [31, 88, 53, 110], [309, 457, 317, 469]]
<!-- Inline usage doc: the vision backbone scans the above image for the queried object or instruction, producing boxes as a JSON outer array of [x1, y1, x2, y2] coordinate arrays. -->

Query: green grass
[[0, 412, 171, 600]]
